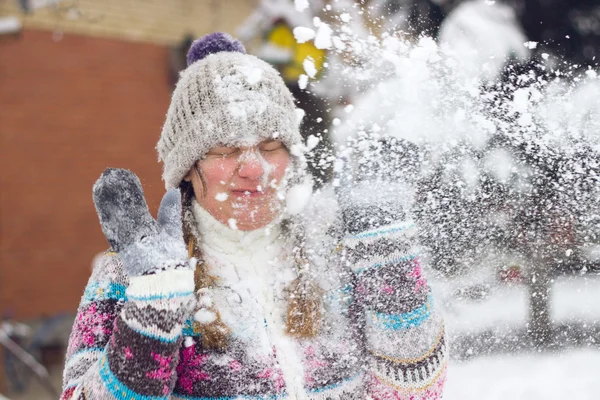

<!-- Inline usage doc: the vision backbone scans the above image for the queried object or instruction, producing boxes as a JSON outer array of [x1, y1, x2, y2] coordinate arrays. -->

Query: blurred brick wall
[[0, 1, 254, 45], [0, 29, 172, 319]]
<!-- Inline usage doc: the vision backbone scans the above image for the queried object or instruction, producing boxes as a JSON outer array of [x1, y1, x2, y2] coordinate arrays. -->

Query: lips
[[231, 189, 265, 198]]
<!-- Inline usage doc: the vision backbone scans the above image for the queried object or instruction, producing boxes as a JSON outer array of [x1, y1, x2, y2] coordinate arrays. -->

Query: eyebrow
[[208, 140, 280, 152], [209, 145, 237, 150], [260, 140, 281, 145]]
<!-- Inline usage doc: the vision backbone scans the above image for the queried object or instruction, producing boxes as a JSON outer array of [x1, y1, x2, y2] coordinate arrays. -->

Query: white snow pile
[[444, 349, 600, 400]]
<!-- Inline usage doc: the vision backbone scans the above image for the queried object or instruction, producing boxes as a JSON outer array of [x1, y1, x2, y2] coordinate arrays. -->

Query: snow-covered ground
[[444, 348, 600, 399], [431, 272, 600, 398]]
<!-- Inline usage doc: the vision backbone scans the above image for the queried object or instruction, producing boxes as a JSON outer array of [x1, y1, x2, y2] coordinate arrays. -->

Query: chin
[[232, 199, 281, 218], [233, 209, 280, 230]]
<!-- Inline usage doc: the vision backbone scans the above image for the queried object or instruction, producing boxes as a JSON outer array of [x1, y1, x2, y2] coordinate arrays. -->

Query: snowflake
[[303, 345, 328, 386], [67, 303, 112, 354], [407, 260, 427, 293], [176, 345, 211, 394], [123, 346, 134, 360], [256, 367, 286, 391], [229, 360, 242, 371], [146, 352, 174, 396]]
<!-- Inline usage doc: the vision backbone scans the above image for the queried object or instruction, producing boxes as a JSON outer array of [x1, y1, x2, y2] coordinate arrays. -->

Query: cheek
[[268, 153, 290, 181], [201, 160, 237, 189]]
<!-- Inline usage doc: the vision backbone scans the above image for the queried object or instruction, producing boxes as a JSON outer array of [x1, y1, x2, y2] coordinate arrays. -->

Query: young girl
[[61, 32, 447, 400]]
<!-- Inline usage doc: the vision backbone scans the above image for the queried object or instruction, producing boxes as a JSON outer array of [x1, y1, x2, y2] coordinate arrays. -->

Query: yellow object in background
[[265, 20, 327, 83]]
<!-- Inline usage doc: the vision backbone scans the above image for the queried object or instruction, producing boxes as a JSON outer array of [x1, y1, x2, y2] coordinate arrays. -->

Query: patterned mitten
[[59, 169, 195, 399], [336, 138, 448, 398], [336, 136, 419, 234], [92, 168, 188, 275]]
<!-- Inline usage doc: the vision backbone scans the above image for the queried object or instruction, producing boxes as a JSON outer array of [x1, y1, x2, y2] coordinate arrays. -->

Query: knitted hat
[[157, 32, 304, 189]]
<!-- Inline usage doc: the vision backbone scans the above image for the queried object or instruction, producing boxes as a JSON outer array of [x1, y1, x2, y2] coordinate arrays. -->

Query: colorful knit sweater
[[61, 199, 447, 400]]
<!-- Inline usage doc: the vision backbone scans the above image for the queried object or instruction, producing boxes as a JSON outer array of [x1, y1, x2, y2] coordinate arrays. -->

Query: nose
[[237, 152, 265, 180]]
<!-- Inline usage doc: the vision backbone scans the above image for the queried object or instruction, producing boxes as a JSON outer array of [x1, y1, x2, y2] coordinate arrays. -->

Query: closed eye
[[259, 141, 285, 152], [207, 147, 240, 157]]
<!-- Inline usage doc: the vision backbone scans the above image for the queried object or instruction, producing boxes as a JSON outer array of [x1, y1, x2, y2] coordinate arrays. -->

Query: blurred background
[[0, 1, 598, 399]]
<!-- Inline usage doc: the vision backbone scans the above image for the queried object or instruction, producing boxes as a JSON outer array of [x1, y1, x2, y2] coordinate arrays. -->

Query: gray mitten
[[336, 136, 419, 235], [92, 168, 188, 276]]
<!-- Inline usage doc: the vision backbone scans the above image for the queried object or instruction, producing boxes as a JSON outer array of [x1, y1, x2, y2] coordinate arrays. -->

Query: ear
[[183, 169, 193, 182]]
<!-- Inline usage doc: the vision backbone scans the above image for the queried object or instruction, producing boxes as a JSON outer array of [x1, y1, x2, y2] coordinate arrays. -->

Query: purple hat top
[[186, 32, 246, 67]]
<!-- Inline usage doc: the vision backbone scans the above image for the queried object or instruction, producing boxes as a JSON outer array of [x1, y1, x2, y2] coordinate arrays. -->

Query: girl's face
[[184, 140, 291, 231]]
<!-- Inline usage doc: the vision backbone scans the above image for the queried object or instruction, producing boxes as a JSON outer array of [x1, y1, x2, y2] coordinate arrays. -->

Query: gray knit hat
[[157, 32, 303, 189]]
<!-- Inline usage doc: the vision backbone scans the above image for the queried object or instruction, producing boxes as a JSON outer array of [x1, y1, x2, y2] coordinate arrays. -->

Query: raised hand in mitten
[[335, 135, 419, 235], [92, 168, 188, 276], [335, 141, 447, 400]]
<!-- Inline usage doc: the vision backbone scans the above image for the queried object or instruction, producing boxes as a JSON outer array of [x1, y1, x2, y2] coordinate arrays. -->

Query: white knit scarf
[[191, 200, 307, 398]]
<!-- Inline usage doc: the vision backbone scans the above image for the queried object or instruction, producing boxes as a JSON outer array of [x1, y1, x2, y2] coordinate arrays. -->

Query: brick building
[[1, 1, 256, 396], [0, 0, 253, 325]]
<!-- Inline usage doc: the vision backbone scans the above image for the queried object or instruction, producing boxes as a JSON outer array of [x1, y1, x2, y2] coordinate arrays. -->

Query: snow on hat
[[157, 32, 304, 189]]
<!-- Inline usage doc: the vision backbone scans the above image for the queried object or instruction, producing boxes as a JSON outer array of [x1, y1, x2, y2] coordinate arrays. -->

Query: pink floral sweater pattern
[[61, 220, 447, 399]]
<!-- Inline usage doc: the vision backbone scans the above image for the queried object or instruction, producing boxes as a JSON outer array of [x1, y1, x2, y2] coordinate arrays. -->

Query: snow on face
[[228, 218, 238, 230], [237, 147, 276, 188], [192, 142, 290, 231], [215, 192, 229, 202]]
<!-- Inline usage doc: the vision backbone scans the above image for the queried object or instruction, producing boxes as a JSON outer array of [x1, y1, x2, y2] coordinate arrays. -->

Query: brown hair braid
[[179, 175, 322, 349], [180, 179, 230, 350]]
